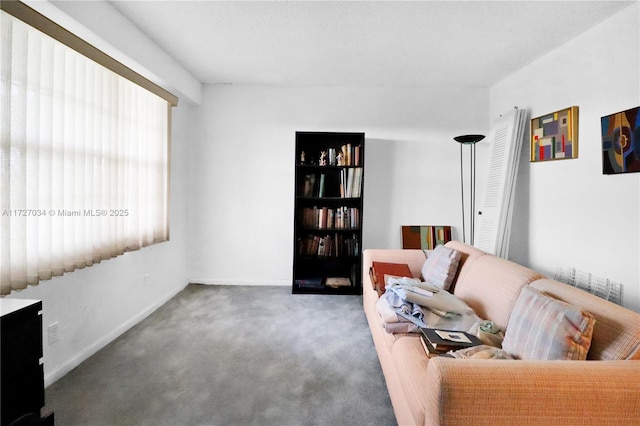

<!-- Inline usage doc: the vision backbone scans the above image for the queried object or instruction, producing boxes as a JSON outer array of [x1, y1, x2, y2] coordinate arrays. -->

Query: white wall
[[7, 105, 191, 386], [188, 85, 489, 285], [491, 3, 640, 313]]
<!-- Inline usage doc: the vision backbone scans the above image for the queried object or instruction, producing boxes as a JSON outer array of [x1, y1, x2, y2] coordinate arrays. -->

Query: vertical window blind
[[0, 3, 177, 295]]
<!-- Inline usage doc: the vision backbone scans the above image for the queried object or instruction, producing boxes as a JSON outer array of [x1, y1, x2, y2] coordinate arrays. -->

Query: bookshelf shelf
[[292, 131, 365, 295]]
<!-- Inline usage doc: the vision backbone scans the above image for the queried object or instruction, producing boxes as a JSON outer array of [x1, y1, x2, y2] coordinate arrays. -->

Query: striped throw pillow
[[421, 245, 461, 291], [503, 286, 596, 360]]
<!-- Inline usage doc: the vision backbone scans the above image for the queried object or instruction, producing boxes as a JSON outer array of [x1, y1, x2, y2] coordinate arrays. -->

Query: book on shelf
[[301, 174, 316, 197], [328, 148, 337, 166], [337, 167, 363, 198], [346, 167, 354, 198], [325, 277, 351, 288], [295, 277, 324, 289], [317, 207, 328, 229], [318, 174, 326, 198], [317, 237, 326, 256], [420, 328, 482, 352], [354, 167, 362, 197]]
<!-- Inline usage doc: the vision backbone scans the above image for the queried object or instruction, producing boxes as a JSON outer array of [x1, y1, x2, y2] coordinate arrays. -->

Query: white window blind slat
[[0, 8, 172, 295]]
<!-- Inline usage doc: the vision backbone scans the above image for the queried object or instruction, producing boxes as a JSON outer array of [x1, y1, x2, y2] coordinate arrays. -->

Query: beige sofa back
[[532, 279, 640, 360], [443, 241, 640, 361], [445, 241, 544, 331]]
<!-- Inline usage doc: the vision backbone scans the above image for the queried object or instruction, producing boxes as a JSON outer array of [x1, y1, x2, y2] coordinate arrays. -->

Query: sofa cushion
[[502, 286, 596, 360], [421, 245, 461, 291], [390, 336, 433, 426], [443, 241, 487, 293], [452, 255, 544, 332]]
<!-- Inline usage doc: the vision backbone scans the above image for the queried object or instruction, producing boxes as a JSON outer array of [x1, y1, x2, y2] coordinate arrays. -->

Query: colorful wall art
[[601, 106, 640, 175], [401, 226, 451, 250], [530, 106, 579, 162]]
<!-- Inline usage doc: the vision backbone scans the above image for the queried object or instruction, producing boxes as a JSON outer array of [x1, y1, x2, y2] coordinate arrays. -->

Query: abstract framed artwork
[[601, 106, 640, 175], [401, 226, 451, 250], [530, 106, 579, 162]]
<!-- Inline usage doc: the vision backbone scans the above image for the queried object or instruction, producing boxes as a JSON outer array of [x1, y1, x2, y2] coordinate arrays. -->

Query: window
[[0, 2, 178, 295]]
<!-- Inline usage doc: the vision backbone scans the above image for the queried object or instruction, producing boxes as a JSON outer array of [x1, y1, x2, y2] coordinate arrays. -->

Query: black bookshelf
[[292, 131, 365, 295]]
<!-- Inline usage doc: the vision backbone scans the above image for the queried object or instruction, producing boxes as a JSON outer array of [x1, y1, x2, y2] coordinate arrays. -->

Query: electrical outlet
[[48, 322, 59, 344]]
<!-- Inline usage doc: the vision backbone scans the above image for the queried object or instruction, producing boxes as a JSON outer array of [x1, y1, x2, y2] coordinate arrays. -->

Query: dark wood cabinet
[[292, 131, 365, 295], [1, 299, 53, 426]]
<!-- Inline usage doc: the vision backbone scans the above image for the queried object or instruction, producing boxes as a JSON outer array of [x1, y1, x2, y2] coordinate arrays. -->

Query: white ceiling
[[106, 0, 635, 88]]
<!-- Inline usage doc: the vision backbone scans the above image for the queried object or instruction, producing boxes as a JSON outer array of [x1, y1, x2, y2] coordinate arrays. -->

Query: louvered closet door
[[475, 109, 528, 258]]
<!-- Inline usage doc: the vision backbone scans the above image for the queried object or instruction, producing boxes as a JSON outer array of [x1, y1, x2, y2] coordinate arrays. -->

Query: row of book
[[295, 276, 353, 290], [300, 206, 360, 229], [297, 233, 360, 257], [295, 264, 359, 290], [299, 167, 363, 198]]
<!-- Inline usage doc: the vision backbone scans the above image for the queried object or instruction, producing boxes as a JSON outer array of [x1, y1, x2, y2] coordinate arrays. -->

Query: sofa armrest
[[424, 358, 640, 426], [362, 249, 428, 291]]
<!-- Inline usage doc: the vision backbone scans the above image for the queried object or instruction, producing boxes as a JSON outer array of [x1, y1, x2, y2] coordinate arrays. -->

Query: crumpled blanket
[[376, 280, 482, 335], [388, 282, 474, 314], [376, 289, 426, 333]]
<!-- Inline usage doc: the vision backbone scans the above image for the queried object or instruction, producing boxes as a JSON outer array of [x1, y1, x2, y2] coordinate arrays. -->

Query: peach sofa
[[363, 241, 640, 426]]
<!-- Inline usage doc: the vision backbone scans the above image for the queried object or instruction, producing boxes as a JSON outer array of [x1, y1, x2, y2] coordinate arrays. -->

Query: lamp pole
[[454, 134, 485, 246]]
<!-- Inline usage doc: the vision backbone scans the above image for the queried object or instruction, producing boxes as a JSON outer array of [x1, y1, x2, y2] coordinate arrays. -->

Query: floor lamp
[[454, 134, 485, 245]]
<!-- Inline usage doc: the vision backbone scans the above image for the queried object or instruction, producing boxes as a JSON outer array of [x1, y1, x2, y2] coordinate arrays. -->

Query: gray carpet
[[45, 284, 396, 426]]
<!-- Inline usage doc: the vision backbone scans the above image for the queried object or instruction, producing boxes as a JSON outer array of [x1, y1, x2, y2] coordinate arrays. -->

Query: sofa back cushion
[[531, 279, 640, 360], [451, 254, 544, 331], [443, 241, 487, 293]]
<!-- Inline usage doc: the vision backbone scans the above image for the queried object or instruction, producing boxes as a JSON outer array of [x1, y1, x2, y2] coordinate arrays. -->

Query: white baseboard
[[44, 281, 189, 387]]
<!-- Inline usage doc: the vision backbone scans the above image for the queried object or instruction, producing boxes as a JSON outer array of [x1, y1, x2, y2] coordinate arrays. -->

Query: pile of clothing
[[375, 276, 477, 333]]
